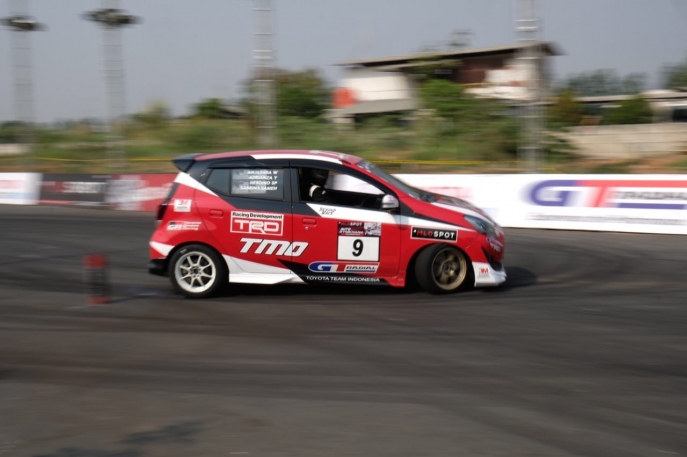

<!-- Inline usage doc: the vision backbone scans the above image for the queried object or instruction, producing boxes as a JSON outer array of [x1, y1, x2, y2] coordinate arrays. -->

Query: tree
[[549, 90, 583, 127], [242, 68, 330, 119], [557, 70, 646, 96], [604, 95, 652, 125], [193, 98, 225, 120], [420, 80, 471, 125], [133, 100, 170, 127], [661, 56, 687, 89]]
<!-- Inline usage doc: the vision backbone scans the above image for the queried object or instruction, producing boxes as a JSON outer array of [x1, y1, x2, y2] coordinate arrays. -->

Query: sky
[[1, 0, 687, 123]]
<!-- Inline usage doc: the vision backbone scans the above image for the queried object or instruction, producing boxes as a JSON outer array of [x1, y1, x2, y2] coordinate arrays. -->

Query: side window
[[298, 167, 385, 209], [205, 168, 285, 201]]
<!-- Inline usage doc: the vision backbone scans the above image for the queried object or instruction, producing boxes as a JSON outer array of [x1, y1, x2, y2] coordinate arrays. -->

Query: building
[[328, 42, 562, 123]]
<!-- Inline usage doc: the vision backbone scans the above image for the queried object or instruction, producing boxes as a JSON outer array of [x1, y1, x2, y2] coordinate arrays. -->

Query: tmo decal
[[529, 179, 687, 210], [231, 211, 284, 236], [308, 262, 379, 273], [239, 238, 308, 257]]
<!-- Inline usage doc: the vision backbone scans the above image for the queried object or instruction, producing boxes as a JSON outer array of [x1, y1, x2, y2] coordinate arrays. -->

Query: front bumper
[[148, 258, 167, 277], [472, 261, 507, 287]]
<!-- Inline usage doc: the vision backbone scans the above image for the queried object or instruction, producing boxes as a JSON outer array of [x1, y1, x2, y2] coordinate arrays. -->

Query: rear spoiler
[[172, 153, 202, 173]]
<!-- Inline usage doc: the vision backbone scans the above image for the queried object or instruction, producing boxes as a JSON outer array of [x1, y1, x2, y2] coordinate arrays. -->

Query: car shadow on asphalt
[[481, 266, 538, 293]]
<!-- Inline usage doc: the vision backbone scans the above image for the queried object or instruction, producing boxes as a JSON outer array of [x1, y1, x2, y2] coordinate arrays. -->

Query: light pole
[[82, 0, 140, 172], [515, 0, 543, 172], [2, 0, 45, 169], [253, 0, 276, 147]]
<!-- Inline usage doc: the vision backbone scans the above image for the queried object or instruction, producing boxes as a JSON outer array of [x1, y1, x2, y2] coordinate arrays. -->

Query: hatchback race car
[[148, 150, 506, 298]]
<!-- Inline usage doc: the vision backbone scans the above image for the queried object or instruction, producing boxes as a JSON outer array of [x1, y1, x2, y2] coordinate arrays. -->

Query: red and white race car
[[148, 150, 506, 298]]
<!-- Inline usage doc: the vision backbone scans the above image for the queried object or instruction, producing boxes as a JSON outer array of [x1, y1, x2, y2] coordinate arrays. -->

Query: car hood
[[422, 192, 496, 224]]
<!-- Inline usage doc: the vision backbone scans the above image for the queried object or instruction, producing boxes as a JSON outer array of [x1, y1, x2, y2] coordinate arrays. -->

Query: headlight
[[464, 215, 498, 238]]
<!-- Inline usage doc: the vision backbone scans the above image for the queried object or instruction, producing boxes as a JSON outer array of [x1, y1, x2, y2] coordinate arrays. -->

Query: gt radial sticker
[[173, 199, 192, 212], [337, 221, 381, 262], [231, 211, 284, 236], [411, 227, 457, 242], [167, 221, 201, 231], [308, 262, 379, 273]]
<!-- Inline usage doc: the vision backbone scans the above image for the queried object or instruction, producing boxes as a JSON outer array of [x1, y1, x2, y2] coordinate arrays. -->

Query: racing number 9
[[352, 239, 364, 257]]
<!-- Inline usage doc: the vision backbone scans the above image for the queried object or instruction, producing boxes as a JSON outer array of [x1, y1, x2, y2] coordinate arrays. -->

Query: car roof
[[195, 149, 364, 165]]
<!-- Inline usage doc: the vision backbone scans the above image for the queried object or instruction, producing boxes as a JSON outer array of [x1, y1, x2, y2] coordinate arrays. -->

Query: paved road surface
[[0, 206, 685, 457]]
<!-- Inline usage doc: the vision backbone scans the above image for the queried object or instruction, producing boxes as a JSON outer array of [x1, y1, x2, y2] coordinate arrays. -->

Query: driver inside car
[[301, 168, 335, 204]]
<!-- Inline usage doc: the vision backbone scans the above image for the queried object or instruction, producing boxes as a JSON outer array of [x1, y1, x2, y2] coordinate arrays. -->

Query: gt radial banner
[[106, 174, 176, 211], [499, 175, 687, 235], [39, 174, 111, 206], [0, 173, 41, 205]]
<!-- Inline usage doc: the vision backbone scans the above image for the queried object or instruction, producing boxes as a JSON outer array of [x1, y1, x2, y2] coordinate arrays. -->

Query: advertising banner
[[0, 173, 42, 205], [396, 174, 504, 222], [499, 174, 687, 235], [39, 174, 111, 206], [106, 174, 176, 211]]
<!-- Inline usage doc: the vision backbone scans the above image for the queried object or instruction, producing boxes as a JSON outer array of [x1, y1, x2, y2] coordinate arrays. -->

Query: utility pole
[[515, 0, 543, 172], [253, 0, 276, 147], [2, 0, 45, 169], [83, 0, 140, 172]]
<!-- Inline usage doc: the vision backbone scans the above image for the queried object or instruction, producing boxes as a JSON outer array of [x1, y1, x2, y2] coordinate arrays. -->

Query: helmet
[[307, 168, 329, 187]]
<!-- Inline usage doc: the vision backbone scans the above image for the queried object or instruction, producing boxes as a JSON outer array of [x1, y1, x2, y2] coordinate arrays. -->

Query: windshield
[[356, 160, 423, 199], [356, 160, 451, 202]]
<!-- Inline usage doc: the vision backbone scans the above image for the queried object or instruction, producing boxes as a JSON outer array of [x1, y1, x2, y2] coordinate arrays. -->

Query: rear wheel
[[169, 244, 226, 298], [414, 244, 470, 294]]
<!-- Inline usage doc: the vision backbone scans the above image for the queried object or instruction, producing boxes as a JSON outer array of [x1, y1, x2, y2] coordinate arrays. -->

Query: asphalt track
[[0, 206, 686, 457]]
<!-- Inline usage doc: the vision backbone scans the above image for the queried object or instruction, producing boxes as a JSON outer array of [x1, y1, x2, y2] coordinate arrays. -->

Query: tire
[[168, 244, 227, 298], [414, 244, 470, 294]]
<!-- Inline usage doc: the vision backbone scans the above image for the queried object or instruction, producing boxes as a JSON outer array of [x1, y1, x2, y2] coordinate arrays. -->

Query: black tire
[[168, 244, 227, 298], [414, 244, 471, 294]]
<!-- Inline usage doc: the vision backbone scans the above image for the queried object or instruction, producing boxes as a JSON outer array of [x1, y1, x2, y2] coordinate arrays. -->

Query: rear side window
[[205, 168, 285, 201]]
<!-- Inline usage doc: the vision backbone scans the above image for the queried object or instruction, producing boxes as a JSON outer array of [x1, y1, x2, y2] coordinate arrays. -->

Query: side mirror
[[381, 194, 399, 210]]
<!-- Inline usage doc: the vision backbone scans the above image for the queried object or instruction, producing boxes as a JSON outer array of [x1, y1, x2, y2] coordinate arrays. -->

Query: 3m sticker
[[173, 199, 192, 212]]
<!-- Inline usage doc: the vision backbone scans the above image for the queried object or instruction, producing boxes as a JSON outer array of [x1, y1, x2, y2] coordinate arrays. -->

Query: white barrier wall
[[399, 174, 687, 235], [0, 173, 42, 205], [2, 172, 687, 235]]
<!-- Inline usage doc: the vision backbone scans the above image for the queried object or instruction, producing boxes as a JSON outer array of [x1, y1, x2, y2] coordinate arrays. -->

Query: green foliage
[[549, 90, 583, 127], [661, 55, 687, 89], [133, 101, 170, 128], [604, 96, 653, 125], [0, 122, 22, 143], [193, 98, 226, 120], [420, 80, 470, 124], [557, 70, 646, 96], [243, 68, 330, 119]]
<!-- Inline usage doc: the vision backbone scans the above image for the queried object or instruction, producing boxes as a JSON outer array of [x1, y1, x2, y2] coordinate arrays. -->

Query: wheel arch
[[164, 241, 229, 276]]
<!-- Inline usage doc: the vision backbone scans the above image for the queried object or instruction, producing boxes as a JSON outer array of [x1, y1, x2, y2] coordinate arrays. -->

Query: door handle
[[302, 218, 317, 225], [210, 209, 224, 217]]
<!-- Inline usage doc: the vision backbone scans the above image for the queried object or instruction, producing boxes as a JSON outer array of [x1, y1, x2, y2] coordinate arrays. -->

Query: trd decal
[[231, 211, 284, 236], [239, 238, 308, 257], [308, 262, 379, 273], [411, 227, 457, 242]]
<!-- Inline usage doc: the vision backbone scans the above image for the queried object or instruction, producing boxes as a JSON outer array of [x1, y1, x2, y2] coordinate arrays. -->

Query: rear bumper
[[148, 258, 167, 277]]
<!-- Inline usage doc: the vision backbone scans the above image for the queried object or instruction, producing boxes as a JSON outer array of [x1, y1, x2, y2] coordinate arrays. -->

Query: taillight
[[156, 201, 169, 224]]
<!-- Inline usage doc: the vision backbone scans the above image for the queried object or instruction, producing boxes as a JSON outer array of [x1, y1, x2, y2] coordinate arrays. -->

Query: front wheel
[[169, 244, 226, 298], [414, 244, 470, 294]]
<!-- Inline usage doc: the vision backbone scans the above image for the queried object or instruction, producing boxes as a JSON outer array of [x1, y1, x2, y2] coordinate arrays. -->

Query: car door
[[194, 160, 300, 283], [289, 161, 401, 285]]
